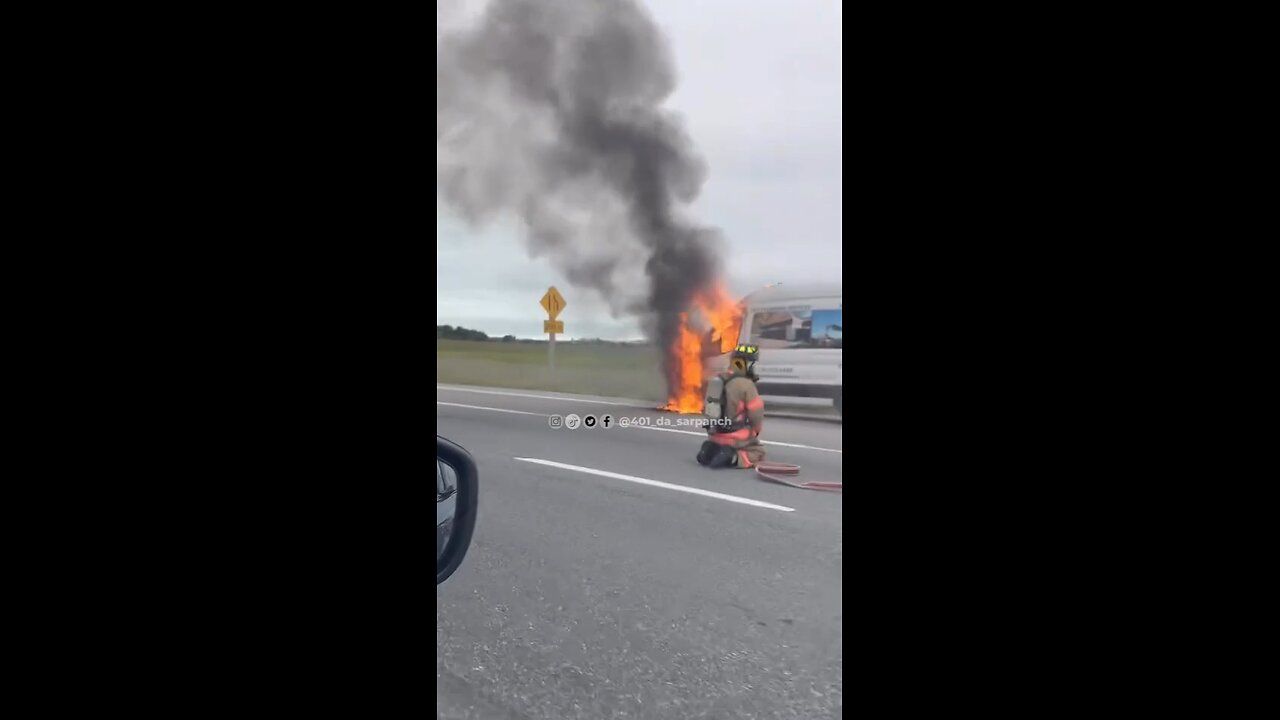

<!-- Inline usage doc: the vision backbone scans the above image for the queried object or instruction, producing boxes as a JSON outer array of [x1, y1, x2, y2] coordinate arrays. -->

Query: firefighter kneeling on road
[[697, 344, 766, 469]]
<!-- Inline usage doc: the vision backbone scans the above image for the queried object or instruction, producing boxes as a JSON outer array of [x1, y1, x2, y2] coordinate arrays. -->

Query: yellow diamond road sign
[[544, 320, 564, 334], [540, 286, 566, 320]]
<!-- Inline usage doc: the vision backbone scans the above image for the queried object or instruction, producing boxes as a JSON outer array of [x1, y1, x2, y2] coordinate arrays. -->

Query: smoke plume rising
[[437, 0, 723, 369]]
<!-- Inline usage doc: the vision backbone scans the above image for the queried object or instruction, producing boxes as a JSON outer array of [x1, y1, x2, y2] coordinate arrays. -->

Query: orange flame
[[661, 284, 744, 414]]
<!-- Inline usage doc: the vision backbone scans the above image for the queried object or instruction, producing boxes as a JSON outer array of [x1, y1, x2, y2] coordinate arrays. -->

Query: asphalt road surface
[[437, 384, 843, 720]]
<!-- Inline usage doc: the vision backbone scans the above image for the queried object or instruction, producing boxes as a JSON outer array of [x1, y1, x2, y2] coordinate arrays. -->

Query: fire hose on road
[[753, 462, 842, 492]]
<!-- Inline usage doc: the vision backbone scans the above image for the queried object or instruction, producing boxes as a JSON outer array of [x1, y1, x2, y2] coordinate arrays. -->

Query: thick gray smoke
[[437, 0, 723, 386]]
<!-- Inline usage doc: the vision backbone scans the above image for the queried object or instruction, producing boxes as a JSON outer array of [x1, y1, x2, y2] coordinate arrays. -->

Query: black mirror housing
[[437, 436, 478, 585]]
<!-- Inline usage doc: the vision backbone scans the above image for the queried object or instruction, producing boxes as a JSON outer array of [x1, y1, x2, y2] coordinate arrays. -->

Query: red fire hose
[[754, 462, 842, 492]]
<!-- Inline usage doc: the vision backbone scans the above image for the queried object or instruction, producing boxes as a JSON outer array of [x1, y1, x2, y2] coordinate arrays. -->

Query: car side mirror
[[437, 436, 478, 585]]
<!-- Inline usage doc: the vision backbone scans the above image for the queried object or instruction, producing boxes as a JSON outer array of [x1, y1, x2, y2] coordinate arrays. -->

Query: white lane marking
[[438, 401, 841, 454], [626, 424, 842, 454], [436, 401, 546, 417], [513, 457, 796, 513], [437, 385, 632, 406], [440, 385, 839, 421]]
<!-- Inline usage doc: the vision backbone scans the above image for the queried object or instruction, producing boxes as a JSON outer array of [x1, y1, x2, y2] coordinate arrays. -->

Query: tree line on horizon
[[436, 325, 644, 345], [437, 325, 502, 341]]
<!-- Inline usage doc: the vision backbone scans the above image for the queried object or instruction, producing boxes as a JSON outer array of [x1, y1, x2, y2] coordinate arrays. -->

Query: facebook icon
[[601, 414, 613, 429]]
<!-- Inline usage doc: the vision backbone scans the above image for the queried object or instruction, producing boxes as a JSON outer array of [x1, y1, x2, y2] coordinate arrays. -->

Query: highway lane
[[436, 385, 843, 719]]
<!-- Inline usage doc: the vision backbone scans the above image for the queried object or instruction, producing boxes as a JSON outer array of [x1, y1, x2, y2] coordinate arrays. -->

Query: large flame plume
[[661, 284, 744, 413]]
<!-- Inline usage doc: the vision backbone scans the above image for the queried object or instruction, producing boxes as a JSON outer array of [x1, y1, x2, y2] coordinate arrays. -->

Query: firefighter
[[696, 344, 767, 469]]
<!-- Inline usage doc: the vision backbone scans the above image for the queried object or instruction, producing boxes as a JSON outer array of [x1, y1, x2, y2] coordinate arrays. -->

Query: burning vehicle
[[663, 283, 843, 417]]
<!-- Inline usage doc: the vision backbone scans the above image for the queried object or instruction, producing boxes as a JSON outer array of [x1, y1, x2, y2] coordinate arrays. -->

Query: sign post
[[540, 286, 567, 370]]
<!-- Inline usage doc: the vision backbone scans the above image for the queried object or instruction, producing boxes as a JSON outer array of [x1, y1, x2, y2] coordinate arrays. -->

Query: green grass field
[[436, 339, 667, 400]]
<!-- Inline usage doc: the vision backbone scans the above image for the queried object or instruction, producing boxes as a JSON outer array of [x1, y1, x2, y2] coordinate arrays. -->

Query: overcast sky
[[437, 0, 843, 340]]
